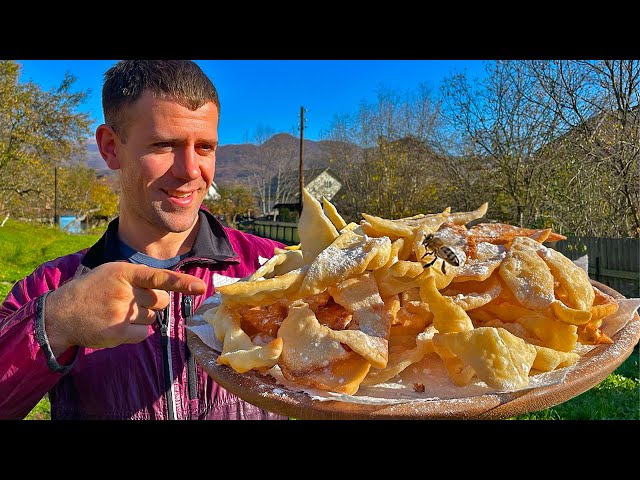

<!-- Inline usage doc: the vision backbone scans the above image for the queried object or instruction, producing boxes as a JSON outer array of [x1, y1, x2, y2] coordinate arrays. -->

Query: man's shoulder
[[4, 248, 89, 305], [32, 248, 89, 278], [223, 226, 285, 248], [223, 227, 285, 256]]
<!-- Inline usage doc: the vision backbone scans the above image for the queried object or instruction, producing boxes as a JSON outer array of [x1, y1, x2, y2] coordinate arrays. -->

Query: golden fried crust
[[538, 246, 595, 312], [591, 286, 619, 321], [531, 345, 580, 372], [420, 275, 474, 333], [217, 266, 309, 307], [209, 193, 624, 396], [468, 223, 566, 244], [577, 320, 614, 345], [299, 188, 339, 263], [206, 305, 283, 374], [281, 354, 371, 395], [238, 303, 288, 338], [433, 327, 537, 391], [277, 301, 353, 375], [276, 300, 384, 394], [499, 236, 556, 312], [297, 235, 391, 298]]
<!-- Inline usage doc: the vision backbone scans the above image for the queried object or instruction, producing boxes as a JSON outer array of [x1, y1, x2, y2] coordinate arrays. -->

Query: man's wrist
[[36, 291, 77, 374]]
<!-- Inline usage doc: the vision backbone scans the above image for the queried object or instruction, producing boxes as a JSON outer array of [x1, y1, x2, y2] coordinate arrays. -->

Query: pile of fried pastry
[[203, 189, 619, 395]]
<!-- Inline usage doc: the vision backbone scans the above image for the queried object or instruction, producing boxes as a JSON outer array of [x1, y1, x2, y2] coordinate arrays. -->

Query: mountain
[[76, 133, 352, 184], [214, 133, 346, 185], [82, 140, 110, 174]]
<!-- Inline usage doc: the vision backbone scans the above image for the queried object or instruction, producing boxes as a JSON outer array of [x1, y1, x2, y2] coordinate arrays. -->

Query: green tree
[[58, 165, 119, 231], [0, 60, 92, 224], [204, 183, 256, 228], [91, 181, 119, 222]]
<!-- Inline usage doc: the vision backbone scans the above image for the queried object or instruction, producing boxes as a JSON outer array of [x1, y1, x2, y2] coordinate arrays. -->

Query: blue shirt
[[117, 236, 189, 269]]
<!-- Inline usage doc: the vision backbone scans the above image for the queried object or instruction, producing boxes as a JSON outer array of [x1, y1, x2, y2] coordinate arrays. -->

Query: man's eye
[[155, 142, 172, 149], [196, 146, 217, 156], [198, 144, 216, 152]]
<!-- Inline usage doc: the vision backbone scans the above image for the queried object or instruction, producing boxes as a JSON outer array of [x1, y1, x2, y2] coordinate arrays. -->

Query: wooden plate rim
[[186, 280, 639, 420]]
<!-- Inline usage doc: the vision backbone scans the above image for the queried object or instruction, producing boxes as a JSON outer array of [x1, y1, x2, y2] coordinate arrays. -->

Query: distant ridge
[[215, 133, 346, 184], [80, 133, 351, 185]]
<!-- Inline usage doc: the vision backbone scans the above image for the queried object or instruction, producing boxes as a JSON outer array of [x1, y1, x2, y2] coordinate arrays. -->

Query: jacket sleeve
[[0, 256, 81, 419]]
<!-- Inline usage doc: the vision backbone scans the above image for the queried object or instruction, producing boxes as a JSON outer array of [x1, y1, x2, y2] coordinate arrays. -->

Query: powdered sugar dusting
[[573, 254, 589, 273], [312, 244, 367, 278], [189, 258, 640, 411], [301, 236, 389, 294], [475, 242, 505, 260], [457, 262, 492, 280], [434, 227, 467, 249], [456, 245, 506, 281]]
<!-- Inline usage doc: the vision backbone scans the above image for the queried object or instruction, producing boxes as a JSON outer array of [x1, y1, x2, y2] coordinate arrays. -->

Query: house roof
[[205, 181, 220, 200], [536, 104, 639, 156], [269, 167, 340, 200], [272, 167, 336, 186]]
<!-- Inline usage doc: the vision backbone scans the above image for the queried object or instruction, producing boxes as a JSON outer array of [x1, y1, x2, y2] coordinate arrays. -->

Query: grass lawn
[[512, 344, 639, 420], [0, 219, 103, 301], [2, 219, 638, 420], [1, 219, 102, 420]]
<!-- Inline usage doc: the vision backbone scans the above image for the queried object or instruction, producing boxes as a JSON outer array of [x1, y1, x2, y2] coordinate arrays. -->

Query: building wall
[[205, 183, 220, 201], [306, 171, 341, 201]]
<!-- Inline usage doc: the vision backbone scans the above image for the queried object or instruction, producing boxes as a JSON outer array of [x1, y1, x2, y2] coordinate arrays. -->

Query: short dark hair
[[102, 60, 220, 141]]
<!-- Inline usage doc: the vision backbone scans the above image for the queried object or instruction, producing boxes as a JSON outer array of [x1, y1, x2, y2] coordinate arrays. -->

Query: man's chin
[[155, 209, 200, 233]]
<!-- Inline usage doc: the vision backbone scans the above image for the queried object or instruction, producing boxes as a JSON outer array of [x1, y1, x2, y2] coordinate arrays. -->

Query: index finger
[[127, 265, 207, 295]]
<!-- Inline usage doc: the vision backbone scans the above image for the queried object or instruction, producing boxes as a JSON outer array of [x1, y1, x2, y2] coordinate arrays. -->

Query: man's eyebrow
[[148, 134, 175, 142], [148, 135, 218, 145], [199, 139, 219, 150]]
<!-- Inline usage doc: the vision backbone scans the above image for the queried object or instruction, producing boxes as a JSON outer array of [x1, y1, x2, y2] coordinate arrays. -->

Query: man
[[0, 60, 287, 420]]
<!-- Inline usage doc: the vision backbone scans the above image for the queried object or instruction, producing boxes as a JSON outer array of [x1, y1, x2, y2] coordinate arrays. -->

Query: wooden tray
[[186, 281, 640, 420]]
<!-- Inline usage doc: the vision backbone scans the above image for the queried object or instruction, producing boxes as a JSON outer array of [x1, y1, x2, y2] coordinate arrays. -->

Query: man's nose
[[172, 148, 200, 180]]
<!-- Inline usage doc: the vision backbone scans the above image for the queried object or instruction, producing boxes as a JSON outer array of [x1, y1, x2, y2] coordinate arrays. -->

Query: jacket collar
[[81, 208, 239, 269]]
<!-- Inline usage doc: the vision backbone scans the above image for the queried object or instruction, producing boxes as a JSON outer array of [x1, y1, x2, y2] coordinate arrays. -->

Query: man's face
[[113, 91, 218, 238]]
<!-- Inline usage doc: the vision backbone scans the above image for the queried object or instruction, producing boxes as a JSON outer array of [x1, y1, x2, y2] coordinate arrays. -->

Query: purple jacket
[[0, 210, 288, 420]]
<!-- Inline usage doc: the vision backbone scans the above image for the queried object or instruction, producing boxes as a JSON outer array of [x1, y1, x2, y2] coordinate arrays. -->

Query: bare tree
[[441, 61, 566, 228], [239, 126, 298, 218], [522, 60, 639, 237], [324, 84, 444, 220], [439, 60, 639, 237]]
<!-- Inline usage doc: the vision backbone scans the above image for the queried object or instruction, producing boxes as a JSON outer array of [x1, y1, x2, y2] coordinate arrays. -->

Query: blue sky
[[17, 60, 488, 146]]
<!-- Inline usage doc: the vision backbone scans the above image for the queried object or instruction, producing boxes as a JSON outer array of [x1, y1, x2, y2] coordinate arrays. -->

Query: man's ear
[[96, 124, 121, 170]]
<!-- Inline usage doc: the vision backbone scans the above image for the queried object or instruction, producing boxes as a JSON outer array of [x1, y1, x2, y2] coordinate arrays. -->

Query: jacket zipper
[[158, 297, 178, 420], [181, 294, 197, 401]]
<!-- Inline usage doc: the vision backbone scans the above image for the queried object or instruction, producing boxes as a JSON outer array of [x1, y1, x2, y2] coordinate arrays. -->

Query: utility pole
[[299, 106, 305, 213], [54, 166, 58, 227]]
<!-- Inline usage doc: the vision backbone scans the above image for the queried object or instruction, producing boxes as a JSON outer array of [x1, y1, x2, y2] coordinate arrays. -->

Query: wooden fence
[[251, 220, 299, 246], [552, 236, 640, 299], [251, 221, 640, 298]]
